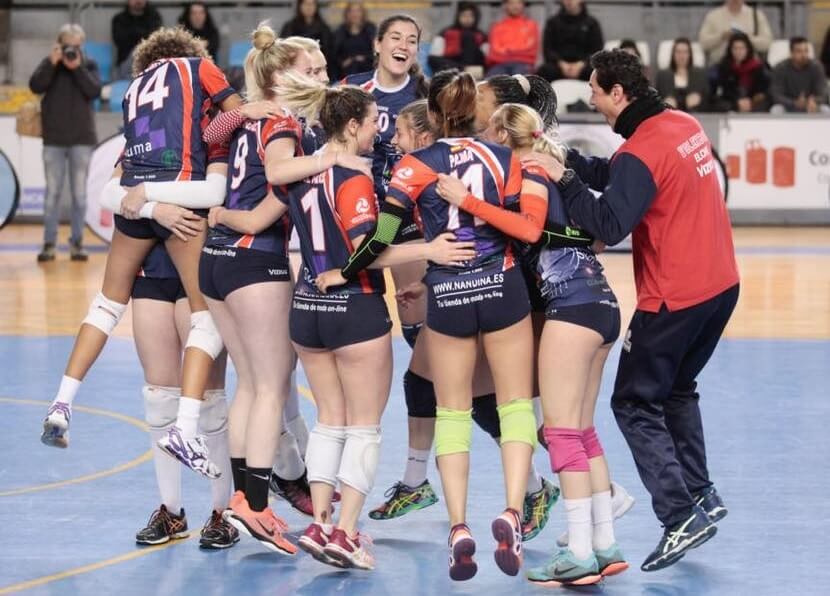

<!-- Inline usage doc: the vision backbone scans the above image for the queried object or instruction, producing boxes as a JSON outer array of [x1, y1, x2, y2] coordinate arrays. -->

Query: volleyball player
[[41, 28, 244, 480]]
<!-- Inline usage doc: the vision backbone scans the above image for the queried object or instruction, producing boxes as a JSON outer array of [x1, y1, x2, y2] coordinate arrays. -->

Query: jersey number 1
[[125, 63, 170, 122], [300, 189, 326, 252]]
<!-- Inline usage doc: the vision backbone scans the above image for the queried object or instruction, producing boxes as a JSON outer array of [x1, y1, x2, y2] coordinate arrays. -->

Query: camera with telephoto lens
[[62, 45, 79, 61]]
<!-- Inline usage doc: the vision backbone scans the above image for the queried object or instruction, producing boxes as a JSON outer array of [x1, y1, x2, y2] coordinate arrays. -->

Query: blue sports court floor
[[2, 333, 829, 595]]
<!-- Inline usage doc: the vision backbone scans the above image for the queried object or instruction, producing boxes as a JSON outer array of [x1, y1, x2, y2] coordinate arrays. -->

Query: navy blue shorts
[[521, 261, 546, 313], [199, 245, 291, 301], [290, 292, 392, 350], [425, 265, 530, 338], [131, 276, 186, 303], [545, 299, 621, 345], [114, 209, 208, 242]]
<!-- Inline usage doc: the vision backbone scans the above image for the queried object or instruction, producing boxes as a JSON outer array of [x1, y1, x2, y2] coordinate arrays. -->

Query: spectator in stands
[[29, 24, 100, 263], [537, 0, 603, 82], [656, 37, 710, 112], [821, 26, 830, 77], [485, 0, 539, 76], [333, 1, 375, 79], [112, 0, 163, 78], [619, 38, 651, 79], [698, 0, 772, 64], [279, 0, 334, 79], [769, 36, 829, 113], [178, 2, 219, 61], [429, 1, 487, 77], [712, 32, 770, 112]]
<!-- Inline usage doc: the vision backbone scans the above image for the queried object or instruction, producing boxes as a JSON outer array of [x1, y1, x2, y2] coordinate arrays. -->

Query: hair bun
[[252, 22, 276, 51]]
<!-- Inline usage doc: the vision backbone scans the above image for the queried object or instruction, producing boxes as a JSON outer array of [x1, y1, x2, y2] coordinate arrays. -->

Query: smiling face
[[375, 19, 419, 78], [355, 102, 380, 154]]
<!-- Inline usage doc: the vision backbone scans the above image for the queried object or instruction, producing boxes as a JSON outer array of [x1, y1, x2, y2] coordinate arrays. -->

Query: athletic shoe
[[135, 505, 189, 545], [492, 508, 523, 576], [199, 510, 239, 549], [595, 543, 629, 577], [269, 471, 314, 517], [693, 486, 728, 522], [37, 243, 55, 263], [368, 480, 438, 520], [557, 480, 635, 547], [41, 402, 71, 448], [69, 242, 88, 262], [223, 491, 297, 555], [299, 522, 344, 567], [521, 477, 560, 541], [157, 427, 221, 479], [324, 528, 374, 570], [527, 548, 603, 586], [641, 506, 717, 572], [448, 523, 477, 581]]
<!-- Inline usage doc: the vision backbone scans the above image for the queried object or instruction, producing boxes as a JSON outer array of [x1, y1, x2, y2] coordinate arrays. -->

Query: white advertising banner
[[719, 117, 830, 209], [0, 116, 46, 216], [85, 134, 125, 242]]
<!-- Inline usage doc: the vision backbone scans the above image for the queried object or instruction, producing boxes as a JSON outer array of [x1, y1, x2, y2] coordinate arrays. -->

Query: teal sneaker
[[595, 543, 629, 577], [368, 480, 438, 520], [527, 548, 603, 587], [521, 477, 560, 541]]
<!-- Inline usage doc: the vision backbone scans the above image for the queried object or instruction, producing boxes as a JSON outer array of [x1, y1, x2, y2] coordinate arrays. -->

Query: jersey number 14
[[125, 63, 171, 122]]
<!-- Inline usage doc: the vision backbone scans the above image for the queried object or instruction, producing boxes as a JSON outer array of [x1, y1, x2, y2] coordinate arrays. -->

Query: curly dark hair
[[485, 74, 558, 128], [590, 49, 650, 100], [132, 27, 210, 77]]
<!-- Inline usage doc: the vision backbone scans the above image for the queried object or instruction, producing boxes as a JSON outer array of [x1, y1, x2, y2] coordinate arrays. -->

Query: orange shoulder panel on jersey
[[336, 173, 377, 232], [522, 163, 550, 181], [388, 154, 437, 205], [208, 141, 230, 162], [261, 115, 302, 149], [198, 59, 232, 97], [504, 154, 524, 198]]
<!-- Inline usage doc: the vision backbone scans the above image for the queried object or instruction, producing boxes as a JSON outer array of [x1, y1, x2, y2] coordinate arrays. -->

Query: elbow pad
[[340, 202, 407, 280]]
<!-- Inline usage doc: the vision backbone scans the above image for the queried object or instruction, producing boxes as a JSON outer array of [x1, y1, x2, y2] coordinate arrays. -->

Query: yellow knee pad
[[497, 399, 538, 448], [435, 407, 473, 457]]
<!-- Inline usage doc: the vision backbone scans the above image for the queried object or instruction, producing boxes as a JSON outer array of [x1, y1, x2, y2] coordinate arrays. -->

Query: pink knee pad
[[581, 426, 605, 459], [543, 427, 590, 473]]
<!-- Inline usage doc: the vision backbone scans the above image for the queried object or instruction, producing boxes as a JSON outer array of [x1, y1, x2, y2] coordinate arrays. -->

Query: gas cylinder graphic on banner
[[772, 146, 795, 187], [745, 140, 767, 184], [726, 154, 741, 179]]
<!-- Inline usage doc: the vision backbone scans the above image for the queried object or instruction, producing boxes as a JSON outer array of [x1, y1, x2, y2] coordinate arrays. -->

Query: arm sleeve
[[559, 152, 657, 246], [567, 148, 611, 190], [336, 175, 379, 240], [73, 59, 102, 99], [203, 107, 244, 144], [29, 59, 56, 94], [340, 201, 407, 280], [459, 192, 546, 243], [142, 172, 227, 208], [769, 66, 794, 109]]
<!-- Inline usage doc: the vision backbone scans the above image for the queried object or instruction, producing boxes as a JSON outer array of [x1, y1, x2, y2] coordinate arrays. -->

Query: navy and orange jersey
[[279, 166, 384, 296], [207, 114, 301, 254], [299, 119, 327, 156], [342, 71, 421, 202], [387, 137, 523, 272], [521, 164, 610, 307], [120, 57, 234, 186], [138, 243, 178, 280]]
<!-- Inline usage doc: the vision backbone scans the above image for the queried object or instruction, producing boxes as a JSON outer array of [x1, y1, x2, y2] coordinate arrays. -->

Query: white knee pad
[[337, 426, 382, 496], [185, 310, 224, 359], [143, 385, 180, 431], [83, 292, 127, 336], [306, 424, 346, 487], [199, 389, 228, 436]]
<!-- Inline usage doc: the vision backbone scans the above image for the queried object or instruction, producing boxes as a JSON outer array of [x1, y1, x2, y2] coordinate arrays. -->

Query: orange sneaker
[[223, 491, 297, 555]]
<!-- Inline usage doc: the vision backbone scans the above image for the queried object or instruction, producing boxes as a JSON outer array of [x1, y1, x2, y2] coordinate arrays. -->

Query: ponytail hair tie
[[532, 130, 543, 139]]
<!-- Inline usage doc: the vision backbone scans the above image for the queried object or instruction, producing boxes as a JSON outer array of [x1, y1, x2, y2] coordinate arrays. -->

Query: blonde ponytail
[[244, 22, 307, 101], [492, 103, 566, 164]]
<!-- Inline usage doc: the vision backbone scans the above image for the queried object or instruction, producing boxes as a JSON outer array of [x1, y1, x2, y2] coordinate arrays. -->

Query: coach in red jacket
[[534, 50, 740, 573]]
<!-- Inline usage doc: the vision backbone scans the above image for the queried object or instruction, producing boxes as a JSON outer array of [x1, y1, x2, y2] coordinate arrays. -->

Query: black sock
[[246, 467, 272, 512], [231, 458, 247, 493]]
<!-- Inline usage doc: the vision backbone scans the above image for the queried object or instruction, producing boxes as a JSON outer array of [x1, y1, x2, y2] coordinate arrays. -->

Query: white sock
[[285, 413, 310, 456], [563, 497, 593, 560], [402, 448, 430, 488], [175, 396, 201, 440], [526, 461, 543, 494], [150, 428, 182, 513], [273, 430, 306, 481], [591, 490, 615, 550], [202, 392, 233, 512], [54, 375, 82, 406]]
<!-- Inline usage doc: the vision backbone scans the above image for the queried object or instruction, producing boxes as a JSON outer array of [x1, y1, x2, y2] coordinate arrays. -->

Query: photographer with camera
[[29, 24, 101, 263]]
